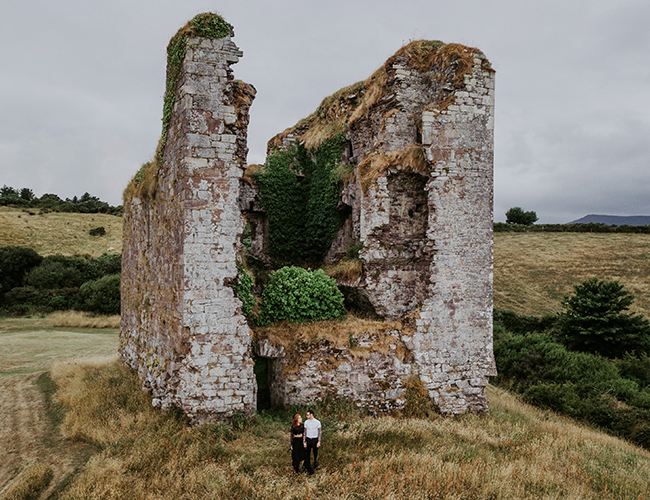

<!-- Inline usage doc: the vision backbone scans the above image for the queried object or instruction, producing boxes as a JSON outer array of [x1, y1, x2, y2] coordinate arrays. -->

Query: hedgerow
[[0, 246, 121, 316]]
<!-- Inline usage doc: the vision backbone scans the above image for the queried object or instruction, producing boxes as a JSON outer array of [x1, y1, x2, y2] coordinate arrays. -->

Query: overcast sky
[[1, 0, 648, 223]]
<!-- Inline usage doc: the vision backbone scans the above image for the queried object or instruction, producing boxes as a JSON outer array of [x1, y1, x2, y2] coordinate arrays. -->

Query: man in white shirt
[[302, 409, 321, 474]]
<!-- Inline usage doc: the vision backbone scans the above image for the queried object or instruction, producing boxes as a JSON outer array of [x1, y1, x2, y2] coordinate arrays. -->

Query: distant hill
[[568, 214, 650, 226]]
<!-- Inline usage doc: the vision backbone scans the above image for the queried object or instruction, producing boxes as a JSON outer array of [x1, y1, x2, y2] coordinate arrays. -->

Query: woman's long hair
[[292, 413, 301, 428]]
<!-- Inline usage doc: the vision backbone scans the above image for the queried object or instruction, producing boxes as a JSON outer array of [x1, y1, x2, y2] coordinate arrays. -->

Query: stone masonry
[[256, 42, 497, 414], [122, 21, 496, 421], [120, 23, 257, 422]]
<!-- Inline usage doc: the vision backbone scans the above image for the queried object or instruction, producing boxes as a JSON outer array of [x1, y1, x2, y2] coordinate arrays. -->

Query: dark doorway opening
[[253, 355, 273, 410]]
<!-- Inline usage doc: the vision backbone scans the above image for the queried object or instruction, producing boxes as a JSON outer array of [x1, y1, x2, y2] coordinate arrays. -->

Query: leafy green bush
[[234, 264, 254, 319], [3, 286, 79, 314], [0, 248, 122, 315], [493, 323, 650, 449], [94, 253, 122, 277], [24, 257, 93, 289], [259, 266, 345, 325], [557, 278, 650, 357], [0, 246, 43, 300], [78, 274, 121, 315], [493, 309, 557, 335], [505, 206, 538, 225]]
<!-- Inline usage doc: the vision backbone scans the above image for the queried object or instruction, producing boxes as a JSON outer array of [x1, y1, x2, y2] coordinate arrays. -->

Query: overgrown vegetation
[[43, 357, 650, 499], [234, 264, 255, 318], [0, 186, 121, 215], [258, 267, 345, 325], [254, 135, 348, 265], [0, 246, 121, 316], [494, 304, 650, 450]]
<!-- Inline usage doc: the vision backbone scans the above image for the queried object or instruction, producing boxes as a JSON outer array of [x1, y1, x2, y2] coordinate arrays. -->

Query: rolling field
[[0, 207, 122, 257], [494, 232, 650, 317]]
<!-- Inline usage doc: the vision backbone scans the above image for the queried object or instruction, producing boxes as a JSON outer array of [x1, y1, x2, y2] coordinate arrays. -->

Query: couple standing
[[290, 410, 321, 474]]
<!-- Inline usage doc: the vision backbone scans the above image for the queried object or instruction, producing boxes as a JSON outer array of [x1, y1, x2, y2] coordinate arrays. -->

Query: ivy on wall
[[254, 133, 347, 265]]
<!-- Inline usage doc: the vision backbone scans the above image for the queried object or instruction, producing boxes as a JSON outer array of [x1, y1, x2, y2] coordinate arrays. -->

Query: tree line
[[1, 185, 122, 215], [0, 246, 121, 316]]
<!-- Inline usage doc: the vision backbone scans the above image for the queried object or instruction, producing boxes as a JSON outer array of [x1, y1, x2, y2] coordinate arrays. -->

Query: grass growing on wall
[[269, 40, 488, 151]]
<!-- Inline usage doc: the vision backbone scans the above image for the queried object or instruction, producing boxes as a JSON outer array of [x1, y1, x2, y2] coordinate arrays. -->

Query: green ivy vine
[[254, 133, 348, 265], [157, 13, 232, 164]]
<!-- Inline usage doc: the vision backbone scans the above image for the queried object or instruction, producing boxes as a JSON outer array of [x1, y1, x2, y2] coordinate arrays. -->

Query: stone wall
[[120, 26, 257, 422], [123, 32, 496, 420], [258, 42, 497, 415]]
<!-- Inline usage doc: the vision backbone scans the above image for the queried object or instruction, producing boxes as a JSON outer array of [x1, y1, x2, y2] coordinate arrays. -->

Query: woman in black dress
[[290, 413, 305, 473]]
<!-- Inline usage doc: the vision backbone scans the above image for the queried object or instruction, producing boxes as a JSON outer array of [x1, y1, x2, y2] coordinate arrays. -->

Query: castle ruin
[[120, 13, 496, 422]]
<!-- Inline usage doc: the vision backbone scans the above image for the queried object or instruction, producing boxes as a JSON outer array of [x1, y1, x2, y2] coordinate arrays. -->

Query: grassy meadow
[[0, 317, 119, 500], [0, 206, 122, 257], [494, 232, 650, 317], [2, 216, 650, 498]]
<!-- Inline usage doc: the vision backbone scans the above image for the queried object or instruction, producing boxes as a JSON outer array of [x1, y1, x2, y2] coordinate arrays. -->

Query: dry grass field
[[39, 358, 650, 499], [0, 207, 122, 257], [1, 316, 650, 499], [494, 232, 650, 317], [0, 317, 118, 499]]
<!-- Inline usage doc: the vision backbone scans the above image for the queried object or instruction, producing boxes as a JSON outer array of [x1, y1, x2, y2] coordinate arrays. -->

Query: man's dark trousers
[[305, 437, 319, 473]]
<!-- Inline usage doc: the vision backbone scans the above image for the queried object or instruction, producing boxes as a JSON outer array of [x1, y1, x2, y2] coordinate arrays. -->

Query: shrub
[[505, 206, 538, 225], [557, 278, 650, 357], [94, 253, 122, 277], [493, 323, 650, 449], [259, 266, 345, 325], [3, 286, 79, 313], [234, 264, 254, 319], [0, 246, 43, 299], [78, 273, 121, 315], [89, 226, 106, 236], [493, 309, 556, 335], [25, 259, 88, 289]]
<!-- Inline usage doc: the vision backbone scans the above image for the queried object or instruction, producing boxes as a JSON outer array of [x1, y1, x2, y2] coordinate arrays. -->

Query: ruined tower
[[122, 16, 496, 421], [120, 14, 257, 421]]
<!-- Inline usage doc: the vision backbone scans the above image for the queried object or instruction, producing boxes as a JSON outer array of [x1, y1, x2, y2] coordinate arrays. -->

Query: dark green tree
[[0, 246, 43, 299], [505, 206, 538, 225], [19, 188, 34, 201], [557, 277, 650, 357]]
